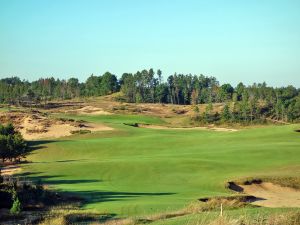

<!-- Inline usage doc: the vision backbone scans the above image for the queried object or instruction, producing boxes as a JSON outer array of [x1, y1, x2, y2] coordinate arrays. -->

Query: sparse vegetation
[[233, 176, 300, 190], [70, 129, 92, 135]]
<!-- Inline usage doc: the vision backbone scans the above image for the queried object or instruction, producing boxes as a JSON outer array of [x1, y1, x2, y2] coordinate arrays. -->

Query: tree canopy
[[0, 124, 28, 162]]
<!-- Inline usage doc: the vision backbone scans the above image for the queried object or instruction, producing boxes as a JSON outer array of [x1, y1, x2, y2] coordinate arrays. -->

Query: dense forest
[[0, 69, 299, 122]]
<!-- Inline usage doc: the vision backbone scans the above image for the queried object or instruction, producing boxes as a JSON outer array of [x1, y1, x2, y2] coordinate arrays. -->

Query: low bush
[[70, 130, 91, 135], [10, 196, 21, 215], [123, 123, 139, 127]]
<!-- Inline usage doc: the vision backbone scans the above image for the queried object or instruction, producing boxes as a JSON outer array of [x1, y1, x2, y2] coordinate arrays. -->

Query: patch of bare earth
[[67, 106, 113, 115], [0, 111, 113, 140], [232, 182, 300, 208], [241, 182, 300, 208]]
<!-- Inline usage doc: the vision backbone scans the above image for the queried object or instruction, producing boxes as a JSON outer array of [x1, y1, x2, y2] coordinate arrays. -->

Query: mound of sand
[[138, 124, 238, 132], [75, 106, 112, 115], [21, 122, 113, 140], [239, 182, 300, 208], [0, 111, 114, 140]]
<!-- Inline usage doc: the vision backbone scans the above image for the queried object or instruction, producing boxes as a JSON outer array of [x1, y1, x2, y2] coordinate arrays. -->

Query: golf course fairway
[[19, 114, 300, 216]]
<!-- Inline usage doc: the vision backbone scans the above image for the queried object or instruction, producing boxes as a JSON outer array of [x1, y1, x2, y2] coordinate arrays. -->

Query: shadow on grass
[[29, 159, 89, 164], [16, 172, 102, 185], [19, 140, 176, 215], [16, 172, 175, 206], [27, 140, 61, 151], [69, 190, 176, 204]]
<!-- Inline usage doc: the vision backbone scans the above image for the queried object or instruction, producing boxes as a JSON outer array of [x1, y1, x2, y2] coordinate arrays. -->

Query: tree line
[[0, 69, 299, 122], [0, 72, 119, 106]]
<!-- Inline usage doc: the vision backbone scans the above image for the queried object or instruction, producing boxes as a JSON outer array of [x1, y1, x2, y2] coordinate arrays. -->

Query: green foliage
[[118, 71, 299, 122], [85, 74, 101, 96], [0, 123, 15, 135], [70, 130, 92, 135], [221, 104, 231, 122], [135, 92, 143, 103], [10, 189, 22, 215], [10, 197, 21, 215], [202, 103, 214, 123], [0, 123, 28, 162], [120, 73, 136, 102], [218, 83, 234, 101], [193, 105, 199, 113], [0, 72, 119, 104], [1, 71, 300, 122], [100, 72, 118, 95]]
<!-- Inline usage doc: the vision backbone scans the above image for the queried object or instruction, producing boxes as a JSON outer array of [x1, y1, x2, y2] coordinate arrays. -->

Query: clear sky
[[0, 0, 300, 87]]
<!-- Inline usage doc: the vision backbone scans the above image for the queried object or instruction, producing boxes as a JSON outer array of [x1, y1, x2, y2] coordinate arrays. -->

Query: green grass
[[20, 114, 300, 218], [0, 106, 9, 112]]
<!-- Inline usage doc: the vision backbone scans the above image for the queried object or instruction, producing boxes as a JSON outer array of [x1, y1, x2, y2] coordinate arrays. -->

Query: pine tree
[[221, 104, 231, 122]]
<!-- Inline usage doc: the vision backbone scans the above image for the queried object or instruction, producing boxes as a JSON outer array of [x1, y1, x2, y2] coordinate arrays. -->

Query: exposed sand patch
[[0, 165, 21, 176], [138, 124, 238, 132], [209, 127, 238, 132], [20, 120, 113, 140], [80, 122, 114, 132], [75, 106, 112, 115], [240, 182, 300, 208], [0, 111, 114, 140]]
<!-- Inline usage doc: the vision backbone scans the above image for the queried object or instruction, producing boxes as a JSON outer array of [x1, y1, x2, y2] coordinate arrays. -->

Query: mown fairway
[[20, 114, 300, 216]]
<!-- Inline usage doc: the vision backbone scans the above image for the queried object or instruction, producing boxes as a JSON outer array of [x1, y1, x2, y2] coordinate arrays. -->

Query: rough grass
[[151, 208, 300, 225], [18, 114, 300, 217], [38, 208, 300, 225], [233, 176, 300, 190]]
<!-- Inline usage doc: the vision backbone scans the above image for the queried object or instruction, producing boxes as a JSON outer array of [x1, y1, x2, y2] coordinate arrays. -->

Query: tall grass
[[38, 209, 300, 225]]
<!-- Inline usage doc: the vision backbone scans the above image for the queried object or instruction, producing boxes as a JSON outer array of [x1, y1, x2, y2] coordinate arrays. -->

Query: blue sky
[[0, 0, 300, 87]]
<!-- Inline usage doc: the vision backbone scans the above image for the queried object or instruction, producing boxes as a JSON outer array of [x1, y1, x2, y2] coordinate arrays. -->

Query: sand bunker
[[20, 119, 113, 140], [237, 182, 300, 208], [21, 122, 113, 140], [75, 106, 112, 115], [138, 124, 238, 132], [0, 111, 113, 140]]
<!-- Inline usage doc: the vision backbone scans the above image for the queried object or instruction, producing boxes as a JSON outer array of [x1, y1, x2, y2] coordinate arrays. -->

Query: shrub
[[124, 123, 139, 127], [0, 123, 28, 162], [10, 190, 22, 215], [70, 130, 91, 135], [10, 197, 21, 215]]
